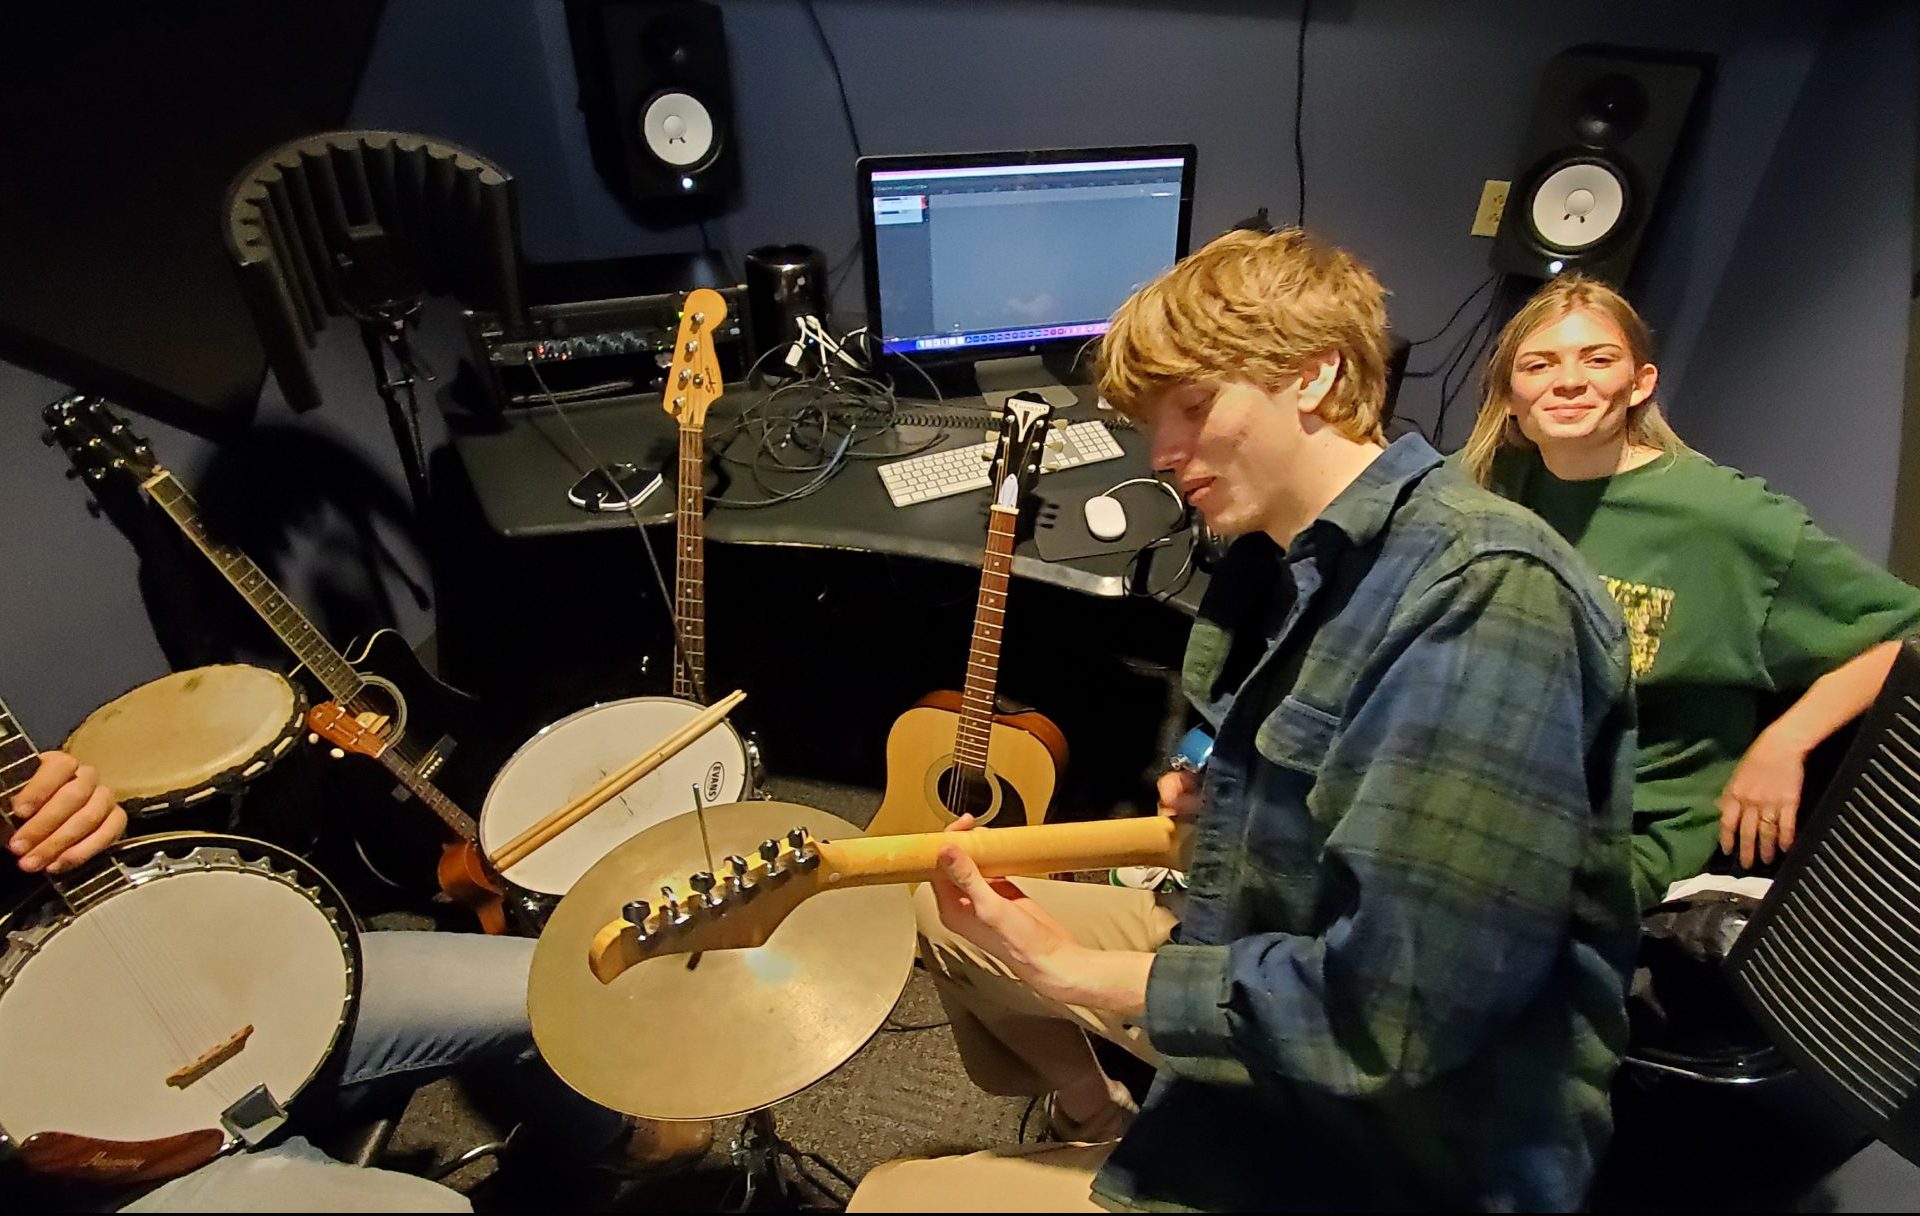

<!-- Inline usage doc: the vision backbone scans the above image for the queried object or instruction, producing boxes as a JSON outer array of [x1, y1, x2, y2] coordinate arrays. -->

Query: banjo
[[0, 693, 360, 1185]]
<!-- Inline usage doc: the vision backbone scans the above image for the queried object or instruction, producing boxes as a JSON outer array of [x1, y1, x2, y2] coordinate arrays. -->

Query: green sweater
[[1483, 447, 1920, 908]]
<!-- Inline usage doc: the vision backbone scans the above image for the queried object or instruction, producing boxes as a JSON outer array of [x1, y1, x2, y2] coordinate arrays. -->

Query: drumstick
[[492, 690, 747, 872]]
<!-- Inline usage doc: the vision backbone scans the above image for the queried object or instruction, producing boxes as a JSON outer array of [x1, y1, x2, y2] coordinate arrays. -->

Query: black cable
[[1292, 0, 1312, 228], [1018, 1095, 1043, 1144], [524, 356, 696, 694], [1406, 284, 1498, 380], [1403, 273, 1497, 348], [883, 1016, 951, 1032], [1431, 294, 1501, 447], [800, 0, 863, 157]]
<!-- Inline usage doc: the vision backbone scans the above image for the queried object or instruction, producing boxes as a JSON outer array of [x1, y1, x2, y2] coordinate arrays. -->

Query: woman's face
[[1506, 307, 1657, 451]]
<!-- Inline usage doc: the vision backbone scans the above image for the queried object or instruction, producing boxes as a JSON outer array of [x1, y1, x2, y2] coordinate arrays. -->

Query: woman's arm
[[1719, 641, 1902, 865]]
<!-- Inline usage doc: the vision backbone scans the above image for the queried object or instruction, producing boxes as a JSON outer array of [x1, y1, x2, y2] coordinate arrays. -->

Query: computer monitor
[[857, 145, 1195, 396]]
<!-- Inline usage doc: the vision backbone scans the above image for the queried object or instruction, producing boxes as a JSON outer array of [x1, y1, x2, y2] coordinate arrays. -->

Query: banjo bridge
[[165, 1024, 254, 1089]]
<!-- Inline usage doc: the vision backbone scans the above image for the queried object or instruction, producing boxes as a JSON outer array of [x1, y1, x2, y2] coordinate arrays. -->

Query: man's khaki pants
[[847, 879, 1178, 1212]]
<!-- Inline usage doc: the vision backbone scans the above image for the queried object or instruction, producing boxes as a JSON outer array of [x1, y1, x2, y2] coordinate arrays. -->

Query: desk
[[449, 389, 1206, 614]]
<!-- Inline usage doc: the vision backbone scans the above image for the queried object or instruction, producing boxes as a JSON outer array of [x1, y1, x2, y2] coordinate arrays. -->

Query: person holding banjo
[[4, 751, 709, 1210]]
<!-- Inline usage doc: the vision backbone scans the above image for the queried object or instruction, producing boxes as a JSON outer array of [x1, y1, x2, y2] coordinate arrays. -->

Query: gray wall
[[2, 0, 1913, 743]]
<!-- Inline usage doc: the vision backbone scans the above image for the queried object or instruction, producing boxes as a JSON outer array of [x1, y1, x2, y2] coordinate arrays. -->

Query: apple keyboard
[[877, 420, 1125, 507]]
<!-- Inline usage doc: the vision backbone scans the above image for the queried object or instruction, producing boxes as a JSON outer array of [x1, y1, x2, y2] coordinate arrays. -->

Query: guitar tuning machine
[[623, 899, 653, 941], [688, 870, 721, 910], [785, 828, 820, 870], [660, 885, 691, 928], [759, 837, 786, 877], [725, 853, 754, 896]]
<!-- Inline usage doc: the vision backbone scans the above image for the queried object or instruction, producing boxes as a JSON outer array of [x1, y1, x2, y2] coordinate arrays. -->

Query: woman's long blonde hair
[[1459, 274, 1686, 486]]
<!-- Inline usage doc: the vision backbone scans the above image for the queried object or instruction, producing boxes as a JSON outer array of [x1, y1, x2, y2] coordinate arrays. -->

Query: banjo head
[[0, 834, 358, 1157]]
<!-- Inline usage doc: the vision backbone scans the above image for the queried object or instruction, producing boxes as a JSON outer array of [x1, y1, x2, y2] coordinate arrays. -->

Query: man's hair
[[1095, 228, 1390, 443], [1459, 273, 1686, 487]]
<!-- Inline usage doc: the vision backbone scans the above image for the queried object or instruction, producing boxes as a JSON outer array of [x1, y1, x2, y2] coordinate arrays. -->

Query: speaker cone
[[1527, 161, 1628, 252]]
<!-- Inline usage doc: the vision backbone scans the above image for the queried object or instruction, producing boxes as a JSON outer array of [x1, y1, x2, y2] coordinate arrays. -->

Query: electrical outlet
[[1472, 179, 1510, 238]]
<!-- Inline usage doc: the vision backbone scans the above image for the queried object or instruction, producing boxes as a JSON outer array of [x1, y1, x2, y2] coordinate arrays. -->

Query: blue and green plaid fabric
[[1095, 436, 1640, 1212]]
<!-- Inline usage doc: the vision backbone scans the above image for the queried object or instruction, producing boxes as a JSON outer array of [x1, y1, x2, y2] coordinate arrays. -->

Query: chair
[[1591, 642, 1920, 1209], [1726, 637, 1920, 1165]]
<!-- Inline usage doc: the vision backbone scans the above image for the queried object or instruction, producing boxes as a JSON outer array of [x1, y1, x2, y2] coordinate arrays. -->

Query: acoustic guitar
[[868, 394, 1067, 837], [45, 396, 506, 933]]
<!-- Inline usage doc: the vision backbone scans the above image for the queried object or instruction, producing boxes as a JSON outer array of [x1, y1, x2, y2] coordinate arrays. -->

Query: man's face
[[1506, 308, 1656, 451], [1146, 379, 1296, 537]]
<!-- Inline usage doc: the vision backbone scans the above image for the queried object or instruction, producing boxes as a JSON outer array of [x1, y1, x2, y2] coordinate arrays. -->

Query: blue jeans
[[121, 932, 627, 1212]]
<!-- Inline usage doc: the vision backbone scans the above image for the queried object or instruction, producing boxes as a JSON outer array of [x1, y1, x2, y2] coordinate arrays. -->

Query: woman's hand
[[1718, 728, 1807, 867]]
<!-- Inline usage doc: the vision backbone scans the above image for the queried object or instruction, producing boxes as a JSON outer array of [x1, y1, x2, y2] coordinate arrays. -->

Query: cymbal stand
[[727, 1108, 857, 1211]]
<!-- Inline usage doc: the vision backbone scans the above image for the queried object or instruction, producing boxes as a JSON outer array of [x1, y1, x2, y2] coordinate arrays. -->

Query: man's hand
[[1718, 727, 1807, 867], [1157, 769, 1202, 821], [9, 752, 128, 875], [929, 814, 1153, 1017]]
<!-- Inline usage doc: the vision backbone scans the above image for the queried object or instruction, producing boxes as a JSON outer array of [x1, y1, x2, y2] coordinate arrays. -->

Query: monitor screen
[[858, 146, 1194, 361]]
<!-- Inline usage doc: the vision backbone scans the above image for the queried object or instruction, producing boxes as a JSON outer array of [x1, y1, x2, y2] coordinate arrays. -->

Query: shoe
[[1037, 1079, 1138, 1143], [1109, 866, 1188, 894], [599, 1117, 715, 1176]]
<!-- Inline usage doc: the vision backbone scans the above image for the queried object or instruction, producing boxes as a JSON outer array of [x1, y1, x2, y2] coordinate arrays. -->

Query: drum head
[[481, 697, 749, 897], [64, 666, 299, 802]]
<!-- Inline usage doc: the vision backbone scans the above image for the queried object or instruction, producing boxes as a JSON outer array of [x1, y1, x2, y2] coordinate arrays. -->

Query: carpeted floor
[[372, 773, 1034, 1211]]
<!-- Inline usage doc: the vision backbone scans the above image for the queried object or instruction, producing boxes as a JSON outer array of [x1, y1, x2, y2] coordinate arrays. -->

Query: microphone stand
[[355, 298, 435, 522]]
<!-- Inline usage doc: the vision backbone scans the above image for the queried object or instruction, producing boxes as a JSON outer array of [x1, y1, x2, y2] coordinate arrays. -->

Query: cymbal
[[528, 800, 915, 1121]]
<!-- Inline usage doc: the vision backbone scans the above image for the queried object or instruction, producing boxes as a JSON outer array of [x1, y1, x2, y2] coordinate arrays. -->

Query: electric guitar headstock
[[43, 394, 162, 489], [588, 826, 829, 983], [660, 287, 729, 431], [584, 814, 1185, 984], [987, 392, 1055, 511]]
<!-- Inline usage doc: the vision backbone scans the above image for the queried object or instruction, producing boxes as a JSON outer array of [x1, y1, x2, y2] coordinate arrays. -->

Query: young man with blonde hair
[[853, 231, 1640, 1211]]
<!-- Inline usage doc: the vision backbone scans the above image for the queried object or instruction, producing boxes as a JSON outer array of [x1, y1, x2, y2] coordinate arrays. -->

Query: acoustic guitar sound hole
[[934, 767, 1026, 825]]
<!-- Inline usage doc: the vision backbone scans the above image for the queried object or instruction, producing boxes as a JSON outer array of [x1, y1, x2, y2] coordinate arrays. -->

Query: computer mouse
[[1084, 494, 1128, 541]]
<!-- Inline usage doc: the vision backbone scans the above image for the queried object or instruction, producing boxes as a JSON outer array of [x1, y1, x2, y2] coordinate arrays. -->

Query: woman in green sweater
[[1457, 275, 1920, 909]]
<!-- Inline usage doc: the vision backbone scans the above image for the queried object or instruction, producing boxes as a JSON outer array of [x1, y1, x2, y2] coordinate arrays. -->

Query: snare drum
[[62, 665, 307, 820], [479, 697, 751, 914]]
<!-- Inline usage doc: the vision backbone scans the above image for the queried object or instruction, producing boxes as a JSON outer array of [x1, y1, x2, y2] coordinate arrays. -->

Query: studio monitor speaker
[[565, 0, 739, 217], [1491, 47, 1709, 285]]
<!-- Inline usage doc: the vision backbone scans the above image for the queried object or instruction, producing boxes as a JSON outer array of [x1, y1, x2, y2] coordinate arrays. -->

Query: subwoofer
[[1491, 47, 1709, 285], [565, 0, 740, 216]]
